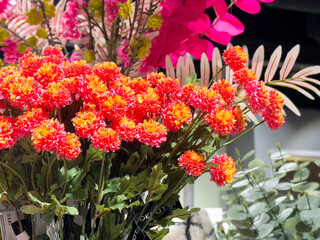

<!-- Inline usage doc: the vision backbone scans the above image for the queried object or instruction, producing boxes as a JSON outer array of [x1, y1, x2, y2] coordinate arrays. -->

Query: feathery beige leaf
[[265, 45, 282, 82], [211, 48, 222, 82], [200, 53, 210, 86], [270, 82, 314, 100], [279, 44, 300, 80], [251, 45, 264, 80], [292, 66, 320, 78], [185, 54, 195, 77], [165, 55, 175, 79], [176, 56, 186, 85], [287, 80, 320, 97]]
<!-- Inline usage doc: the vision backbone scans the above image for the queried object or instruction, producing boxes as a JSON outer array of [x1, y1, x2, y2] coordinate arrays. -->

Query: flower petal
[[235, 0, 261, 14], [187, 14, 211, 34], [213, 13, 244, 36], [206, 28, 231, 45]]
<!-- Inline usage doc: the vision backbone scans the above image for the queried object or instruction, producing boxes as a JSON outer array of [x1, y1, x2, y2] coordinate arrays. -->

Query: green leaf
[[241, 188, 264, 202], [284, 217, 300, 232], [66, 206, 79, 215], [258, 224, 273, 238], [146, 163, 168, 202], [86, 146, 103, 162], [248, 159, 267, 169], [298, 161, 310, 169], [200, 145, 217, 153], [148, 228, 170, 240], [314, 160, 320, 167], [254, 213, 270, 228], [293, 182, 319, 192], [237, 228, 258, 238], [261, 178, 280, 192], [227, 205, 248, 220], [278, 162, 297, 173], [185, 72, 199, 85], [166, 207, 200, 221], [297, 195, 319, 210], [18, 137, 34, 155], [232, 179, 250, 188], [278, 208, 293, 221], [109, 194, 127, 211], [292, 168, 310, 182], [102, 178, 122, 195], [231, 219, 252, 229], [249, 202, 267, 216], [300, 208, 320, 218], [242, 150, 255, 164], [20, 205, 43, 215], [273, 196, 287, 207], [28, 192, 48, 207]]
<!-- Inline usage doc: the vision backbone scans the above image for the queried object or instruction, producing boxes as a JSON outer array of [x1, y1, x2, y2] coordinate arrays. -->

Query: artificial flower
[[209, 153, 236, 186], [91, 127, 121, 152], [178, 150, 206, 177]]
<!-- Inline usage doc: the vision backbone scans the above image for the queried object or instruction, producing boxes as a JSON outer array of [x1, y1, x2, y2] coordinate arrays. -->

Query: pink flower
[[62, 0, 81, 40], [235, 0, 275, 14], [0, 0, 11, 15], [105, 0, 126, 23], [116, 40, 131, 67], [1, 39, 23, 65]]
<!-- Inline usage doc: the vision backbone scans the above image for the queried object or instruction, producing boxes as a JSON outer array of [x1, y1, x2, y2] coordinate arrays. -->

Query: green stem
[[0, 162, 28, 192], [13, 204, 24, 234], [222, 120, 265, 148], [59, 217, 64, 240], [60, 159, 68, 201], [208, 65, 227, 87], [46, 155, 56, 193]]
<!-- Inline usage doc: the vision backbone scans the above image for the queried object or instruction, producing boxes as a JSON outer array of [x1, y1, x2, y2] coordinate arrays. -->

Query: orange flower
[[209, 153, 236, 187], [110, 117, 136, 142], [222, 46, 247, 71], [136, 88, 161, 117], [136, 119, 167, 147], [156, 77, 181, 101], [18, 52, 43, 77], [0, 116, 18, 150], [205, 107, 235, 136], [41, 46, 66, 65], [128, 77, 151, 94], [42, 81, 73, 110], [91, 127, 121, 152], [72, 109, 106, 138], [178, 150, 206, 177], [146, 72, 166, 87], [93, 62, 121, 83], [179, 83, 198, 102], [233, 67, 257, 86], [15, 108, 49, 137], [81, 75, 109, 105], [57, 133, 81, 160], [34, 62, 63, 88], [6, 75, 41, 109], [161, 101, 192, 132], [31, 119, 66, 152], [229, 106, 247, 135], [63, 60, 93, 78], [210, 79, 236, 105]]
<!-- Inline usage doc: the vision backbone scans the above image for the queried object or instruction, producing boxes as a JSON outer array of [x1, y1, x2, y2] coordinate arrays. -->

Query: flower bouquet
[[0, 42, 295, 240]]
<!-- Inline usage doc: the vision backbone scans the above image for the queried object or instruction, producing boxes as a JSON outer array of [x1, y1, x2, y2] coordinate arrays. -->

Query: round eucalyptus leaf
[[227, 205, 248, 220], [277, 208, 293, 221], [249, 202, 267, 216], [297, 195, 319, 211], [273, 196, 287, 207], [300, 208, 320, 219], [298, 161, 310, 169], [261, 178, 280, 192], [275, 182, 292, 191], [295, 221, 312, 232], [278, 162, 297, 173], [232, 179, 250, 188], [314, 160, 320, 167], [231, 219, 252, 229], [241, 188, 264, 202], [253, 213, 270, 228], [283, 217, 300, 232], [292, 168, 310, 182], [248, 159, 267, 169], [258, 224, 274, 238]]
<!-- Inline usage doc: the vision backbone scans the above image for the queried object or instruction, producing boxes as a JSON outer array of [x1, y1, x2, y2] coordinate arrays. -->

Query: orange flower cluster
[[0, 46, 285, 186], [209, 153, 236, 186]]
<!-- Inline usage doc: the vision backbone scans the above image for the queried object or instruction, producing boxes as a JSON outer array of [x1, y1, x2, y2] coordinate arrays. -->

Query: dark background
[[225, 0, 320, 109]]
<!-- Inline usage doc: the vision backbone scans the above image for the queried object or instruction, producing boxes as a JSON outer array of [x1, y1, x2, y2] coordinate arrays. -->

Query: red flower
[[63, 60, 93, 78], [100, 93, 127, 121], [0, 116, 18, 150], [15, 108, 49, 137], [209, 153, 236, 187], [93, 62, 122, 83], [146, 72, 166, 87], [178, 150, 206, 177], [229, 106, 247, 135], [72, 109, 106, 138], [128, 77, 151, 94], [210, 79, 236, 105], [244, 81, 269, 114], [205, 107, 235, 136], [189, 86, 225, 112], [35, 62, 63, 88], [57, 133, 81, 160], [161, 101, 192, 132], [136, 119, 167, 147], [223, 46, 247, 71], [91, 127, 121, 152], [42, 81, 73, 110], [233, 67, 257, 86]]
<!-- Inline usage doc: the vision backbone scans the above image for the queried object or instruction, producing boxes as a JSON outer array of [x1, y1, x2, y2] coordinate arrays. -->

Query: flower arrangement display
[[0, 43, 293, 239], [0, 0, 275, 76]]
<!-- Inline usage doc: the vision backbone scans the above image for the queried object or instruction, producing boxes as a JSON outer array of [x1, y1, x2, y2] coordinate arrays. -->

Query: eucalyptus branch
[[222, 120, 265, 148], [38, 1, 55, 46]]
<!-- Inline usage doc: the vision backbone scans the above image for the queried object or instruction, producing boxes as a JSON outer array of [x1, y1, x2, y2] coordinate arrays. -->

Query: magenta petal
[[259, 0, 274, 2], [187, 38, 214, 60], [206, 28, 231, 45], [166, 0, 207, 23], [212, 0, 228, 17], [187, 14, 211, 34], [213, 13, 244, 36], [235, 0, 261, 14]]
